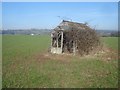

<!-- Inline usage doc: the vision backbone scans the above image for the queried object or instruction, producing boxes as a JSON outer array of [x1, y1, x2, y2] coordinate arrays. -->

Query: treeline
[[96, 30, 119, 37], [110, 31, 120, 37], [1, 29, 52, 35], [101, 31, 119, 37], [1, 29, 119, 37]]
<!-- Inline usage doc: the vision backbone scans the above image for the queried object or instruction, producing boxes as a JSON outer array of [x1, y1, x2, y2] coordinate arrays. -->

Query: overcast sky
[[2, 2, 118, 30]]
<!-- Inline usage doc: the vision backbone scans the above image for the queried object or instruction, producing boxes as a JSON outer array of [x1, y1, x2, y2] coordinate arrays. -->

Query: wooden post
[[57, 34, 58, 50], [61, 31, 63, 53], [73, 41, 76, 55], [51, 33, 53, 48]]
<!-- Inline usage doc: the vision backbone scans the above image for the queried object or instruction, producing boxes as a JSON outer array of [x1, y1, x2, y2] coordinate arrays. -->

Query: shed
[[51, 20, 100, 55]]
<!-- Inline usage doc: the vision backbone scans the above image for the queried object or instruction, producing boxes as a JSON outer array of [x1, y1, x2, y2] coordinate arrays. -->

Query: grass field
[[101, 37, 118, 50], [2, 35, 118, 88]]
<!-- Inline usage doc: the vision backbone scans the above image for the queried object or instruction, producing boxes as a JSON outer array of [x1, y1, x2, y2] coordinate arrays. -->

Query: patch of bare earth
[[34, 46, 118, 63], [94, 46, 118, 62], [34, 52, 74, 63]]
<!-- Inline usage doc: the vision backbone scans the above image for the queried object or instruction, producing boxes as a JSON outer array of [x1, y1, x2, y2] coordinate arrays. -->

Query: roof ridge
[[62, 20, 84, 25]]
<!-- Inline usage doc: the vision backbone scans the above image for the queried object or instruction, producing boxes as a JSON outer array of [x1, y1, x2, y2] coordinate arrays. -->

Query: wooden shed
[[50, 20, 100, 55]]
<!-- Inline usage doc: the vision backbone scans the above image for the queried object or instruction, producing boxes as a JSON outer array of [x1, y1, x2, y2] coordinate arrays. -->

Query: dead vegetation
[[35, 52, 73, 62], [62, 21, 100, 55], [35, 45, 118, 63], [52, 20, 101, 55]]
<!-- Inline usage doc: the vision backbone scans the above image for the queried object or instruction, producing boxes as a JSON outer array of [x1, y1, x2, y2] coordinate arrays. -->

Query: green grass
[[2, 35, 118, 88], [101, 37, 118, 50]]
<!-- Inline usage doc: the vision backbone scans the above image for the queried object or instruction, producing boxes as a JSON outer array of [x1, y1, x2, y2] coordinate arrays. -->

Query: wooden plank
[[57, 34, 58, 50], [61, 31, 63, 53], [73, 41, 76, 55]]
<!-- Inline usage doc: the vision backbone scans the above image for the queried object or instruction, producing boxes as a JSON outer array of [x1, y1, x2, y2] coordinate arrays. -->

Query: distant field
[[2, 35, 118, 88], [101, 37, 118, 50]]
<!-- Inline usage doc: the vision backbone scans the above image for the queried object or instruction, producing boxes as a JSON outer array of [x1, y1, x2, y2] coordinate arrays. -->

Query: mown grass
[[2, 35, 118, 88]]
